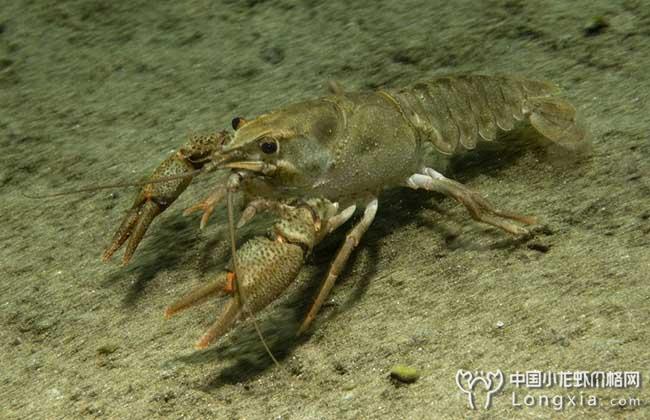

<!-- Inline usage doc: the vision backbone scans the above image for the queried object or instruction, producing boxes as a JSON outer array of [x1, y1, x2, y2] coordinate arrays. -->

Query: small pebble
[[527, 242, 550, 253], [341, 392, 354, 401], [47, 388, 63, 400], [496, 321, 505, 328], [96, 343, 119, 355], [584, 16, 609, 37], [260, 46, 285, 65], [390, 364, 420, 384]]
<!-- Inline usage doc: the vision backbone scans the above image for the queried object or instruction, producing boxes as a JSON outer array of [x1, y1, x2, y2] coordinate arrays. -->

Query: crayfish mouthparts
[[222, 160, 277, 175]]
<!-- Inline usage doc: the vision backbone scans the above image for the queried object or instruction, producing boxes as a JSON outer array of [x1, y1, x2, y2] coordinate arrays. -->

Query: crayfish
[[100, 74, 587, 349]]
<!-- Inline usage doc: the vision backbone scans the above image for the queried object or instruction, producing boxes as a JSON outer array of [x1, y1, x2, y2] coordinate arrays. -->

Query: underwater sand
[[1, 0, 649, 418]]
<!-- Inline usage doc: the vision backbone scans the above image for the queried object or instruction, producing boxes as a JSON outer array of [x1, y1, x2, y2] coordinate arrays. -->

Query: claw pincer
[[165, 200, 344, 349], [101, 132, 230, 265]]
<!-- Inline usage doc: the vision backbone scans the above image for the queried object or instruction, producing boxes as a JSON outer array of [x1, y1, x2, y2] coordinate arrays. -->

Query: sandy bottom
[[1, 1, 648, 418]]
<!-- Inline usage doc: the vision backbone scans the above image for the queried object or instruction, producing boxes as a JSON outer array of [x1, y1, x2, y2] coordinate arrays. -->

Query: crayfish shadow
[[448, 134, 539, 182], [102, 213, 210, 308], [172, 277, 329, 387], [446, 126, 589, 181]]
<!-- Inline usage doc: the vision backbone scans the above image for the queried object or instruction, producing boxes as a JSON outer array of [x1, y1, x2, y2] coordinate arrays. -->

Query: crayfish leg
[[183, 185, 227, 230], [406, 168, 536, 235], [297, 198, 378, 335]]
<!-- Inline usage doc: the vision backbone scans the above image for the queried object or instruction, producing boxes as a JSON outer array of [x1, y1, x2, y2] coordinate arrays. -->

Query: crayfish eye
[[231, 116, 247, 130], [259, 139, 279, 154]]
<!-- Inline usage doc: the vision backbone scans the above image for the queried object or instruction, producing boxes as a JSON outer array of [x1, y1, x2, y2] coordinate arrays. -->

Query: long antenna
[[22, 168, 207, 199], [226, 176, 281, 368]]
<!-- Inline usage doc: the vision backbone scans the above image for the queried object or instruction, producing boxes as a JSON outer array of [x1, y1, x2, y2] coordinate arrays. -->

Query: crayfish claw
[[164, 272, 230, 319], [102, 149, 199, 264], [101, 197, 162, 265], [167, 199, 350, 348], [195, 298, 241, 350], [122, 200, 162, 265], [101, 206, 141, 263]]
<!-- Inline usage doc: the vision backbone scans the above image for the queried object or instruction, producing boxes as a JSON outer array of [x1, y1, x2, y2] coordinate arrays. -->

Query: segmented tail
[[524, 95, 588, 151], [384, 75, 588, 155]]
